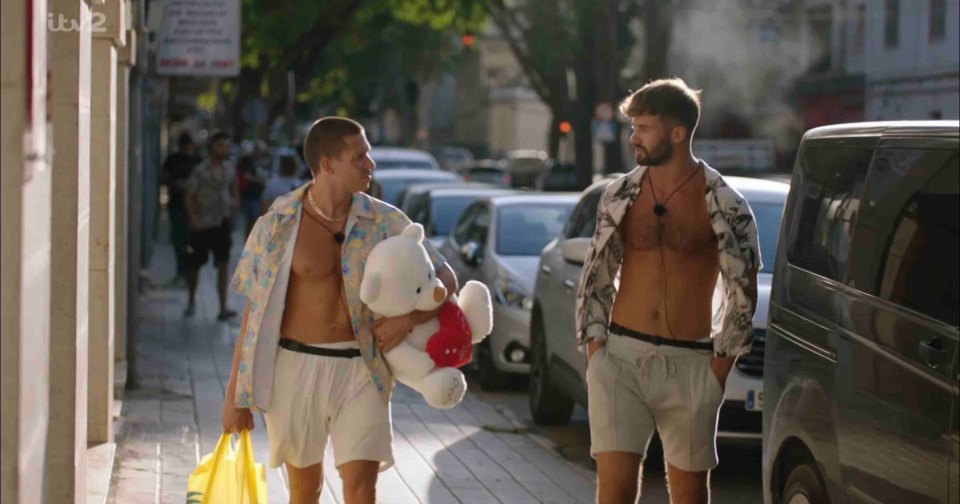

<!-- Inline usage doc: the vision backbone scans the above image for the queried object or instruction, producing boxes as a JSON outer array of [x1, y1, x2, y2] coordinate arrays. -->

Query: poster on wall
[[156, 0, 240, 77]]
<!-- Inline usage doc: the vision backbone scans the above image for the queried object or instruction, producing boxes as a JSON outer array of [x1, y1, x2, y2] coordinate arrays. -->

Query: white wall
[[865, 0, 960, 119], [1, 0, 53, 502], [488, 88, 551, 155]]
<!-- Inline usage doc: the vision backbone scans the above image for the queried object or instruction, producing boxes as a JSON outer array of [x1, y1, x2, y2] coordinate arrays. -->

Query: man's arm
[[374, 262, 458, 352], [222, 303, 255, 432], [711, 267, 758, 389]]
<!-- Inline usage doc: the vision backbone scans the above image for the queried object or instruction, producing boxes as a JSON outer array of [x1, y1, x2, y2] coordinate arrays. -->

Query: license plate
[[746, 390, 763, 411]]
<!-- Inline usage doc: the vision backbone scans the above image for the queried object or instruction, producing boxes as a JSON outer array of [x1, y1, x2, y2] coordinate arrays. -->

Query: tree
[[476, 0, 675, 188], [217, 0, 484, 143]]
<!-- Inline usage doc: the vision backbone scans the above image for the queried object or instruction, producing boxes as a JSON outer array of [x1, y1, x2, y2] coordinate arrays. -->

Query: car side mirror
[[461, 241, 482, 267], [561, 237, 591, 265]]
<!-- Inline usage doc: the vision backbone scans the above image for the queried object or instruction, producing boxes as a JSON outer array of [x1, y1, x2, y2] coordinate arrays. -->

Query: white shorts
[[587, 334, 724, 472], [263, 340, 393, 471]]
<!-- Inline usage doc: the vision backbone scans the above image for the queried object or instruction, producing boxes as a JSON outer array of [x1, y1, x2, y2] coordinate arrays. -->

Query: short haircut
[[302, 117, 364, 175], [279, 156, 299, 177], [178, 132, 194, 146], [620, 78, 702, 140], [208, 131, 232, 148]]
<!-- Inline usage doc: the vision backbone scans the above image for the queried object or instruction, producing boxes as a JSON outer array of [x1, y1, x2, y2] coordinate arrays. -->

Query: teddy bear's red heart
[[426, 302, 474, 368]]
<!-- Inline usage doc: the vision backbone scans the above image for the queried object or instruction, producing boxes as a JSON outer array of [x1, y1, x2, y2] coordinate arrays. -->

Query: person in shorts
[[576, 79, 761, 504], [183, 131, 239, 320], [221, 117, 459, 504]]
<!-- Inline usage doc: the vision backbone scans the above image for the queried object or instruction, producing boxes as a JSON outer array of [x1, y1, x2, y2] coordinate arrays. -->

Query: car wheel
[[477, 339, 514, 390], [782, 463, 828, 504], [528, 318, 574, 425]]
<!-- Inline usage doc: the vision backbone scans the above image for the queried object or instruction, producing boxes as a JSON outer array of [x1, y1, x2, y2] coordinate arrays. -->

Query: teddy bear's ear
[[401, 223, 425, 243], [360, 273, 381, 304]]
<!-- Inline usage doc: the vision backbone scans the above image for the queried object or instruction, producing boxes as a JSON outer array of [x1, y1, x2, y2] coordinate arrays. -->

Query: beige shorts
[[587, 333, 724, 472], [263, 340, 393, 471]]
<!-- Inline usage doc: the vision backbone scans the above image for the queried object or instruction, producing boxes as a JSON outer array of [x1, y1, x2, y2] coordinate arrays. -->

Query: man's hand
[[221, 401, 254, 433], [374, 314, 415, 353], [710, 355, 737, 392], [587, 339, 604, 361]]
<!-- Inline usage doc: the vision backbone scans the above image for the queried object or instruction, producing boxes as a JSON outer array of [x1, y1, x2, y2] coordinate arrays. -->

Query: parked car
[[529, 174, 789, 442], [763, 121, 959, 504], [436, 146, 476, 172], [461, 160, 512, 187], [398, 181, 497, 219], [371, 147, 440, 170], [405, 186, 515, 249], [440, 193, 579, 389], [371, 169, 463, 207], [535, 161, 580, 192], [504, 149, 548, 188]]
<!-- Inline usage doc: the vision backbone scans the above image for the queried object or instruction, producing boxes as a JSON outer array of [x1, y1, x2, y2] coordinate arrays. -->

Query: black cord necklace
[[647, 160, 704, 341], [647, 161, 703, 218]]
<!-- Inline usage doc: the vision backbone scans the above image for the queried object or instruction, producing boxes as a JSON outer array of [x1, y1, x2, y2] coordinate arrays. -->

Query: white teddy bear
[[360, 223, 493, 409]]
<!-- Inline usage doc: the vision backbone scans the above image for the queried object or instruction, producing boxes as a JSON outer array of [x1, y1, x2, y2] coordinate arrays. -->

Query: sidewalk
[[107, 230, 597, 503]]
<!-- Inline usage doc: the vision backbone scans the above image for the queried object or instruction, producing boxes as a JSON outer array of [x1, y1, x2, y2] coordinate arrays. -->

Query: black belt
[[279, 338, 361, 358], [608, 323, 713, 351]]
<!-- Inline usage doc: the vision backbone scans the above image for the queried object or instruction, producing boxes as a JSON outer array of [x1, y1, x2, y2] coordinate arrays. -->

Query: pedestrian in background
[[160, 132, 201, 287], [260, 155, 302, 214], [183, 131, 240, 320], [236, 154, 266, 238]]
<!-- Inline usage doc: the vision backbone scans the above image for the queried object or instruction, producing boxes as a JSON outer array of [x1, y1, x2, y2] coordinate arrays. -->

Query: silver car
[[529, 175, 789, 439], [372, 169, 463, 207], [440, 193, 579, 389], [405, 186, 515, 249], [370, 147, 440, 170]]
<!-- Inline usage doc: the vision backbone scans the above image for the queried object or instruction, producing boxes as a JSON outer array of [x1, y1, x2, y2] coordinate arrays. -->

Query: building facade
[[1, 1, 147, 502]]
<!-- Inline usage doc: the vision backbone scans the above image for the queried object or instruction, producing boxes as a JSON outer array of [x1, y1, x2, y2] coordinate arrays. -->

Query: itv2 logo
[[47, 12, 107, 33]]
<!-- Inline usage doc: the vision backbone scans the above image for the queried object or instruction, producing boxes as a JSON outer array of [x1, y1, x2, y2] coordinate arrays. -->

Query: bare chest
[[620, 188, 716, 254], [290, 218, 343, 280]]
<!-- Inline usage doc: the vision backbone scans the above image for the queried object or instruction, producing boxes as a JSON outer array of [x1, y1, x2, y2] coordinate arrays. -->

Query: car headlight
[[496, 277, 533, 311]]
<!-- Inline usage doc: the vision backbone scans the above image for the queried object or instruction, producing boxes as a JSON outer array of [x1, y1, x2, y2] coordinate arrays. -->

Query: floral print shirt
[[575, 164, 762, 357], [230, 184, 445, 410]]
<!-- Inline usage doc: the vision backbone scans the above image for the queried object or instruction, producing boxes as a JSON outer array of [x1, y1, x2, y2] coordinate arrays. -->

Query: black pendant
[[653, 204, 667, 217], [335, 233, 345, 244]]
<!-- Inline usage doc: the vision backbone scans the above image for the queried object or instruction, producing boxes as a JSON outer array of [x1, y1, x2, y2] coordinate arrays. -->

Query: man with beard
[[576, 78, 761, 504]]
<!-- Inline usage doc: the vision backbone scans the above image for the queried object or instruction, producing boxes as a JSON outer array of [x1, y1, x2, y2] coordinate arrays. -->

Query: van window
[[785, 147, 873, 282], [876, 154, 959, 325]]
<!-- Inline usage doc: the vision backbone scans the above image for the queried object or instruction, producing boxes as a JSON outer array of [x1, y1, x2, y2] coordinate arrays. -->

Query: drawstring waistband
[[637, 351, 677, 384]]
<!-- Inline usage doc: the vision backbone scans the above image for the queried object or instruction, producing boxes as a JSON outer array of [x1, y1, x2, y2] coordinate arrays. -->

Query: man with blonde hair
[[221, 117, 459, 504], [577, 78, 761, 504]]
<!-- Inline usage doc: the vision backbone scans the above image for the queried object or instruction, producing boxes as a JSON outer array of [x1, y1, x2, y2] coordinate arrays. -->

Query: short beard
[[636, 142, 673, 166]]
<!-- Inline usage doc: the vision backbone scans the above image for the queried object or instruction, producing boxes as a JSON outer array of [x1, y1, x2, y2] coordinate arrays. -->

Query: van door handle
[[919, 337, 946, 369], [564, 279, 576, 290], [541, 265, 552, 275]]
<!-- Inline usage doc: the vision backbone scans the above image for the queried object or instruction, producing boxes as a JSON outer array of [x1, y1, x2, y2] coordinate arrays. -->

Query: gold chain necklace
[[306, 185, 347, 222]]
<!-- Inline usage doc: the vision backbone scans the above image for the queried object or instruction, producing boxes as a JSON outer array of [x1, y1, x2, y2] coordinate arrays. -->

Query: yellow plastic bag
[[187, 430, 267, 504]]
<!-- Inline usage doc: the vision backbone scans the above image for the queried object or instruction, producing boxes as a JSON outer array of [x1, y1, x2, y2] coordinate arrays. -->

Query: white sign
[[156, 0, 241, 77]]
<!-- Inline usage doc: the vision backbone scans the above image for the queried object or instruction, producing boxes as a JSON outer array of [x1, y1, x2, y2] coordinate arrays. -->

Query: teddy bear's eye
[[416, 287, 422, 294]]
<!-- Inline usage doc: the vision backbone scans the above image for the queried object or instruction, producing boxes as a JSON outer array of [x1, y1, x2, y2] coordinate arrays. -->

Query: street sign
[[156, 0, 241, 77], [592, 120, 617, 144], [594, 102, 615, 121]]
